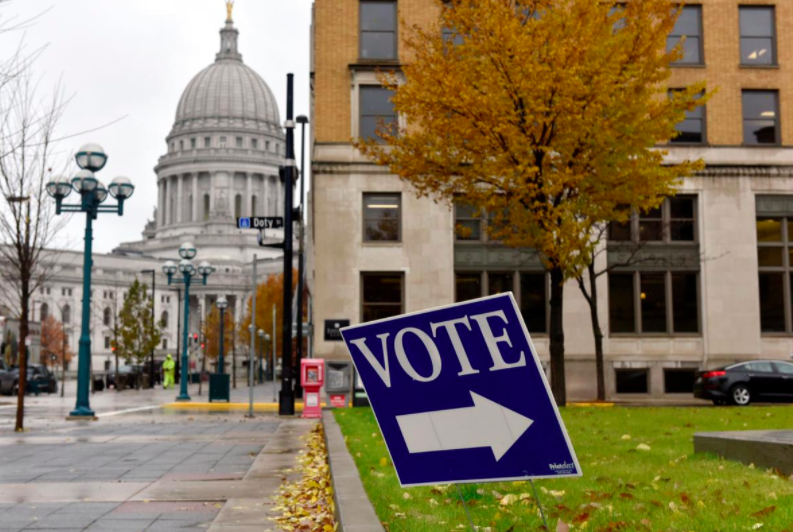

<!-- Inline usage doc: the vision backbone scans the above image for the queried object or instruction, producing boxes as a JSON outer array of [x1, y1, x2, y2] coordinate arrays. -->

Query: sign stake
[[454, 484, 476, 532], [530, 480, 549, 530]]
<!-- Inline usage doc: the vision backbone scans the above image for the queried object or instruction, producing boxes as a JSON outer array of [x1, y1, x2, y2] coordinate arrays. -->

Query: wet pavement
[[0, 380, 313, 532]]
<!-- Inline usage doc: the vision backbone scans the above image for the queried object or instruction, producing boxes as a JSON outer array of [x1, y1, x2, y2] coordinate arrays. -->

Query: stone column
[[192, 174, 199, 222], [264, 175, 270, 216], [245, 173, 252, 216], [177, 175, 184, 223], [210, 172, 216, 216], [164, 177, 170, 226], [158, 178, 165, 228]]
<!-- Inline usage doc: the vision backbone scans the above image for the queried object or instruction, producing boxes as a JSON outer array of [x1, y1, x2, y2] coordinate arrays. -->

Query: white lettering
[[430, 317, 479, 376], [350, 333, 392, 387], [395, 327, 442, 382], [469, 311, 526, 371]]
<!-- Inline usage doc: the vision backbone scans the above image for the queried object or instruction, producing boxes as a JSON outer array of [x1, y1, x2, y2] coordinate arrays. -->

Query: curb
[[323, 410, 385, 532]]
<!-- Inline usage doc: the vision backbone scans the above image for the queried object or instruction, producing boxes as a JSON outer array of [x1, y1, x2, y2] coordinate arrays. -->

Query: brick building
[[308, 0, 793, 401]]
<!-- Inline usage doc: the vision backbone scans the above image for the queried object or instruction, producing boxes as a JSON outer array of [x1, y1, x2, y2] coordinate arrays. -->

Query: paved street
[[0, 380, 313, 532]]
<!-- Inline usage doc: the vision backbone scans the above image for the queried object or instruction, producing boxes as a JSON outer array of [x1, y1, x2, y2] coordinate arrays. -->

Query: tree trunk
[[549, 267, 566, 407], [15, 286, 29, 432], [198, 349, 206, 396], [586, 262, 606, 401]]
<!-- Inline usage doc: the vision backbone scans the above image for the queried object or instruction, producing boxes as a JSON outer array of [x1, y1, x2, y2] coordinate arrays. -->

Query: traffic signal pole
[[279, 73, 296, 417]]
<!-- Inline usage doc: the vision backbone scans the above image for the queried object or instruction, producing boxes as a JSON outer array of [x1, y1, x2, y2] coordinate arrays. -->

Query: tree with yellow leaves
[[356, 0, 709, 405]]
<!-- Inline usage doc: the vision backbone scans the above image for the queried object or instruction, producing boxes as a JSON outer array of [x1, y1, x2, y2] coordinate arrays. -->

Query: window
[[61, 288, 73, 297], [740, 6, 776, 66], [103, 307, 112, 327], [104, 337, 110, 349], [266, 140, 271, 151], [363, 193, 401, 241], [203, 194, 210, 221], [233, 194, 242, 218], [220, 136, 227, 148], [611, 197, 696, 243], [360, 0, 397, 60], [488, 272, 512, 295], [615, 369, 649, 394], [190, 138, 196, 149], [163, 339, 168, 350], [609, 272, 699, 334], [204, 137, 211, 148], [670, 90, 706, 144], [40, 303, 49, 322], [179, 140, 184, 151], [252, 195, 258, 217], [251, 138, 258, 150], [745, 361, 774, 373], [774, 362, 793, 375], [667, 6, 703, 65], [743, 91, 779, 145], [236, 137, 243, 148], [455, 273, 482, 302], [664, 369, 696, 393], [359, 87, 397, 143], [62, 304, 71, 325], [362, 273, 403, 322], [161, 311, 169, 328], [455, 203, 482, 241], [756, 215, 793, 333]]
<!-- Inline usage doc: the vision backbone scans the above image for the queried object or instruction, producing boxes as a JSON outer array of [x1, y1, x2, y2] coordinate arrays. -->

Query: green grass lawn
[[334, 405, 793, 532]]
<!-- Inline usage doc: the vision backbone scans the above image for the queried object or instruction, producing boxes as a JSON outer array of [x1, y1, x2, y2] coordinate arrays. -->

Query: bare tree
[[0, 41, 68, 430]]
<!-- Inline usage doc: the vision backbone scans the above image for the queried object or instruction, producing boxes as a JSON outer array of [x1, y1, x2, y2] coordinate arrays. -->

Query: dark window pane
[[456, 220, 481, 241], [670, 197, 694, 218], [361, 33, 396, 60], [740, 7, 774, 37], [488, 273, 513, 295], [456, 273, 482, 302], [363, 194, 400, 241], [672, 273, 699, 333], [615, 369, 648, 394], [757, 218, 782, 242], [609, 221, 632, 241], [363, 304, 403, 323], [672, 119, 703, 144], [744, 120, 778, 145], [741, 37, 774, 65], [669, 7, 701, 64], [639, 221, 663, 241], [362, 274, 402, 304], [758, 247, 783, 267], [609, 274, 635, 333], [746, 361, 774, 373], [641, 206, 662, 219], [361, 1, 396, 31], [759, 273, 785, 332], [641, 273, 667, 333], [673, 6, 701, 36], [664, 369, 697, 393], [520, 273, 547, 334], [670, 221, 695, 241], [743, 92, 778, 120], [774, 362, 793, 375]]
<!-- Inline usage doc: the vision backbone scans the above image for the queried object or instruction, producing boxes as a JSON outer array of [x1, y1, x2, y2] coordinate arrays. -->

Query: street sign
[[324, 319, 349, 341], [236, 217, 284, 230], [340, 293, 580, 487], [291, 322, 312, 338]]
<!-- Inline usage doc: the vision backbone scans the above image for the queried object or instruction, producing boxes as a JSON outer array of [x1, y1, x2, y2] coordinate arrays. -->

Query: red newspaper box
[[301, 359, 325, 419]]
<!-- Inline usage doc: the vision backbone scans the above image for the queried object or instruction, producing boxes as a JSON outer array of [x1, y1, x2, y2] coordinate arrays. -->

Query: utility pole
[[278, 74, 297, 416]]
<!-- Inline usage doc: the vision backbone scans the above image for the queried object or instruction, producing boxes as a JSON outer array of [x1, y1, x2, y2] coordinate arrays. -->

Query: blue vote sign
[[340, 293, 581, 487]]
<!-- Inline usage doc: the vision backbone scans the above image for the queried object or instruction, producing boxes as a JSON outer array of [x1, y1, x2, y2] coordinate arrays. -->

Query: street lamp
[[216, 296, 228, 375], [46, 143, 134, 419], [162, 243, 214, 401]]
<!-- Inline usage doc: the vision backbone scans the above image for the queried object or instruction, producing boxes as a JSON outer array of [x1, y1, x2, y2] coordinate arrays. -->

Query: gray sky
[[2, 0, 312, 253]]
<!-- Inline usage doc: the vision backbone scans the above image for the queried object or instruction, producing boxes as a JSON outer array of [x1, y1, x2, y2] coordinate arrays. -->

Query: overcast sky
[[2, 0, 312, 253]]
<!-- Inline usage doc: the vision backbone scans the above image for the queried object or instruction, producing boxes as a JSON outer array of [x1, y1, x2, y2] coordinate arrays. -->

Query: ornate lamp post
[[46, 143, 134, 419], [162, 243, 214, 401], [215, 296, 228, 375]]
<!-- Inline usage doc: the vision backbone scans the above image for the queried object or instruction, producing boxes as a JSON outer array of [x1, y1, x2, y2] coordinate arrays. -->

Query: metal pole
[[530, 480, 549, 530], [454, 484, 476, 532], [61, 330, 66, 398], [177, 276, 191, 401], [272, 304, 276, 402], [295, 117, 308, 399], [279, 73, 296, 416], [150, 272, 155, 388], [248, 254, 256, 418], [70, 210, 95, 418], [218, 307, 225, 375], [176, 287, 181, 387]]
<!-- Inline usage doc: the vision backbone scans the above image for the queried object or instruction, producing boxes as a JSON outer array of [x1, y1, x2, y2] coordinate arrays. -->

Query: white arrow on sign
[[395, 391, 533, 461]]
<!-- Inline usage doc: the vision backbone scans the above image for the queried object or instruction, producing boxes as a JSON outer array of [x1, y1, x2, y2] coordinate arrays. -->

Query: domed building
[[118, 11, 286, 263]]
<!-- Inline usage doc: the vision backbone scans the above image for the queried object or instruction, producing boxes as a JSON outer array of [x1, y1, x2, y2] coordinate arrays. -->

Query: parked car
[[106, 365, 143, 389], [0, 359, 15, 396], [9, 364, 58, 395], [694, 360, 793, 406]]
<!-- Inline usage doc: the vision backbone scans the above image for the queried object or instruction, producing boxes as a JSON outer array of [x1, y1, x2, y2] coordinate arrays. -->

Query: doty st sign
[[341, 293, 580, 487], [236, 217, 284, 230]]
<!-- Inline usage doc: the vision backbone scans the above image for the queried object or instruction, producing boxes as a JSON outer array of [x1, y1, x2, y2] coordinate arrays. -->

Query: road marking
[[96, 405, 162, 418]]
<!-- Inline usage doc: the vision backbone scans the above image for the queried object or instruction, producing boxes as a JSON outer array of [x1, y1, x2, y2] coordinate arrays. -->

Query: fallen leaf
[[752, 506, 776, 518], [556, 520, 570, 532]]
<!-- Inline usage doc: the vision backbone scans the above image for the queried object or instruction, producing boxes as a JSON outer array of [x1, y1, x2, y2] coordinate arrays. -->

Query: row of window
[[358, 84, 782, 147], [103, 336, 169, 350], [169, 136, 280, 154], [358, 2, 778, 69]]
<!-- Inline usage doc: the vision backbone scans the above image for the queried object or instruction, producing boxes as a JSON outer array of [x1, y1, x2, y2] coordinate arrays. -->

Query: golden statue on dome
[[226, 0, 234, 22]]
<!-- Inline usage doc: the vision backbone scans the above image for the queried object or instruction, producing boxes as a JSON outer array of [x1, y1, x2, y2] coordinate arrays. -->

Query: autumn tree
[[40, 314, 72, 366], [356, 0, 708, 406], [112, 279, 161, 388], [202, 306, 234, 373]]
